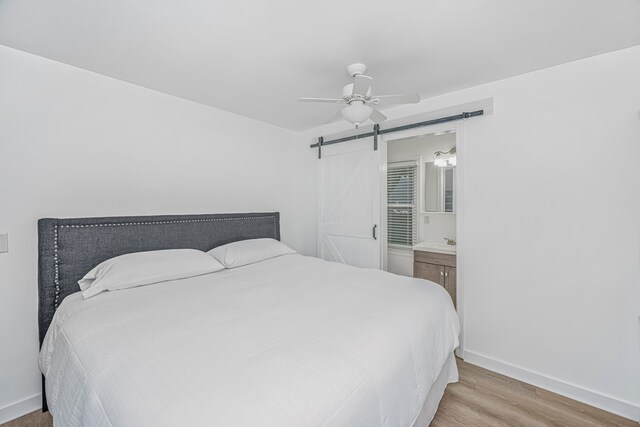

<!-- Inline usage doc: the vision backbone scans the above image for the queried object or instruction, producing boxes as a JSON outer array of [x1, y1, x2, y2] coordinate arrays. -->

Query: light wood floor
[[1, 410, 51, 427], [3, 358, 636, 427], [431, 359, 637, 427]]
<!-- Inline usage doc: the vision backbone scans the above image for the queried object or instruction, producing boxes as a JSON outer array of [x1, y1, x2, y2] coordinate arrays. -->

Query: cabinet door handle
[[445, 272, 449, 277], [372, 224, 378, 240], [440, 271, 444, 276]]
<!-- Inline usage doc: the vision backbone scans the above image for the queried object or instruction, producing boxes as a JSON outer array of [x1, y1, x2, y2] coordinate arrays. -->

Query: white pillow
[[207, 238, 295, 268], [78, 249, 225, 299]]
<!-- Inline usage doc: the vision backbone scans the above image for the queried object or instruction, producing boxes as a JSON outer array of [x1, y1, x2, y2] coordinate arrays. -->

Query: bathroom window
[[387, 162, 417, 248]]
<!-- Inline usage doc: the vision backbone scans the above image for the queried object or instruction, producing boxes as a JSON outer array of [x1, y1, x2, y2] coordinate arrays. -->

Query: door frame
[[380, 121, 468, 357]]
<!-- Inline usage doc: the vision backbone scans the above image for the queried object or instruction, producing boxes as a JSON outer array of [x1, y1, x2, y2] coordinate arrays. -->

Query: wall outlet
[[0, 233, 8, 253]]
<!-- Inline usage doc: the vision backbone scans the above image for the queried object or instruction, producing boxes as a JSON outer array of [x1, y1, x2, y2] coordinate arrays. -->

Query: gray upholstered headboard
[[37, 212, 280, 344]]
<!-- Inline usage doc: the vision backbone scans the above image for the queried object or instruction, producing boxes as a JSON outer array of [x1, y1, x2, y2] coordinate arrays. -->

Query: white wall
[[0, 45, 317, 422], [302, 45, 640, 420], [387, 248, 414, 277]]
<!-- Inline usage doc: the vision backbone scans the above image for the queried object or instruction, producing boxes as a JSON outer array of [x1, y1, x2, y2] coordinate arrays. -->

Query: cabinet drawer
[[413, 250, 456, 268]]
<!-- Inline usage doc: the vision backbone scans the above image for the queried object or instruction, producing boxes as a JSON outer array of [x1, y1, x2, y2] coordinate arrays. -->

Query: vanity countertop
[[413, 242, 457, 255]]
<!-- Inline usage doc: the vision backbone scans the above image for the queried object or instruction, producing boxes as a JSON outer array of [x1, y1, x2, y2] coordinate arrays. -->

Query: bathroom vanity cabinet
[[413, 250, 456, 308]]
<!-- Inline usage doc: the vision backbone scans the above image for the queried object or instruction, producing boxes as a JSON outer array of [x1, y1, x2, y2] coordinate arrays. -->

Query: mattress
[[40, 254, 460, 427]]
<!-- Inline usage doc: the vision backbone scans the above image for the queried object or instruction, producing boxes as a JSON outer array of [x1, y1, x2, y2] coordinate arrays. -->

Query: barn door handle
[[372, 224, 378, 240]]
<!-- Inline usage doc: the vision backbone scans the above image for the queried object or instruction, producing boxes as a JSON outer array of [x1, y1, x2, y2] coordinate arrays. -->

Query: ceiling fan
[[298, 63, 420, 127]]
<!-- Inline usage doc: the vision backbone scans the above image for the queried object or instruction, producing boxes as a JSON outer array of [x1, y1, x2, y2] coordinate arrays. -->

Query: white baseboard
[[0, 393, 41, 424], [462, 350, 640, 422]]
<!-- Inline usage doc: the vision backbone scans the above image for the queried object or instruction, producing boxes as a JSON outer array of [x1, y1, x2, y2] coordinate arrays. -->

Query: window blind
[[387, 163, 417, 247]]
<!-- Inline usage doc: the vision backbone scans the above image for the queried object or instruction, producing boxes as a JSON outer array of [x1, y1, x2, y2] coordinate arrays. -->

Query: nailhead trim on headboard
[[53, 226, 60, 309], [58, 215, 277, 229], [51, 215, 278, 308]]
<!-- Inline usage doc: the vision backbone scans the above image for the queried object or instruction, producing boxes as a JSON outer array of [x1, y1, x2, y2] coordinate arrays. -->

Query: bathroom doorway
[[382, 129, 458, 277], [381, 123, 465, 354]]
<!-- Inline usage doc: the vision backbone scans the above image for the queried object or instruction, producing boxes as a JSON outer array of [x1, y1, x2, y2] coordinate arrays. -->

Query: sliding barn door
[[318, 137, 382, 269]]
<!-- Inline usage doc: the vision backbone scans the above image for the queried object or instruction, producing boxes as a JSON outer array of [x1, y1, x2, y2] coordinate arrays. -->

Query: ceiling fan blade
[[373, 93, 420, 105], [298, 97, 345, 103], [352, 75, 373, 96], [369, 108, 387, 124], [322, 108, 344, 124]]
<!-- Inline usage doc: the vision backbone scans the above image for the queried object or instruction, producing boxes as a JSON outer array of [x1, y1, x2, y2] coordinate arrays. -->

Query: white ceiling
[[1, 0, 639, 131]]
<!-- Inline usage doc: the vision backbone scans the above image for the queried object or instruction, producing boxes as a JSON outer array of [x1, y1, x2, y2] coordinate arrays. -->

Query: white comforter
[[40, 254, 460, 427]]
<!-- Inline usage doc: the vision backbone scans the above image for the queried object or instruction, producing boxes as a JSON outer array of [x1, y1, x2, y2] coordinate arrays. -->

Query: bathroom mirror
[[424, 162, 456, 213]]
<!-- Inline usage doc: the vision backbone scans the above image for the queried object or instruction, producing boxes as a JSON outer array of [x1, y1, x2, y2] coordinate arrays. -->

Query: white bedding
[[40, 254, 460, 427]]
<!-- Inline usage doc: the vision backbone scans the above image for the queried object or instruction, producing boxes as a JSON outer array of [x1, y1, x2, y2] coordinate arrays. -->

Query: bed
[[38, 213, 460, 427]]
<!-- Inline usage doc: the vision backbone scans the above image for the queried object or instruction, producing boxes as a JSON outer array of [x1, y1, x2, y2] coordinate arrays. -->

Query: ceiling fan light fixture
[[341, 101, 373, 126], [299, 63, 419, 126]]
